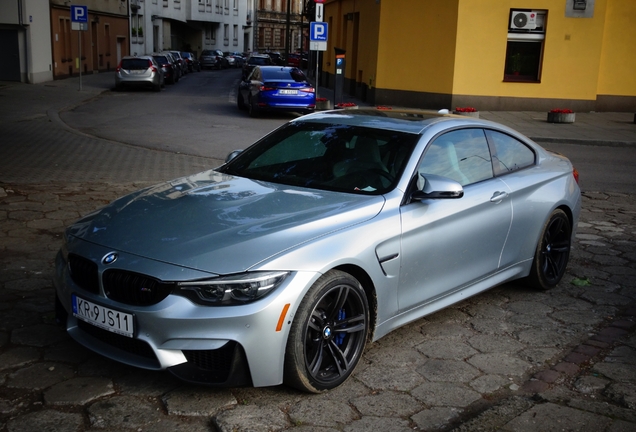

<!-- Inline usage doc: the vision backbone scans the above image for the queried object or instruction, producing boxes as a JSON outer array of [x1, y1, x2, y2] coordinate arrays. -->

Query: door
[[398, 128, 513, 311], [0, 30, 21, 81]]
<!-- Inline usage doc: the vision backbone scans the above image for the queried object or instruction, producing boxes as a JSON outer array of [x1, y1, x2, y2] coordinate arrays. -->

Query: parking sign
[[310, 22, 328, 42], [71, 5, 88, 23], [309, 22, 327, 51]]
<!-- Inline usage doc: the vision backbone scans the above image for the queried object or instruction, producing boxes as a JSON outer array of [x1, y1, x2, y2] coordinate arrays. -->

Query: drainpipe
[[17, 0, 30, 83]]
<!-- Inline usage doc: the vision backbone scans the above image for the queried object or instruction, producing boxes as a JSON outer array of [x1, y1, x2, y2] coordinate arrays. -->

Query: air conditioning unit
[[510, 11, 537, 30]]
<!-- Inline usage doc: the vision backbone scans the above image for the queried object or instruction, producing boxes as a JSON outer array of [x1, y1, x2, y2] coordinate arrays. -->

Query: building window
[[504, 10, 547, 82]]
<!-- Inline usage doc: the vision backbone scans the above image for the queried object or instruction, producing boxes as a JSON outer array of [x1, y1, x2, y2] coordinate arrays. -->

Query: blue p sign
[[71, 5, 88, 23], [310, 22, 328, 42]]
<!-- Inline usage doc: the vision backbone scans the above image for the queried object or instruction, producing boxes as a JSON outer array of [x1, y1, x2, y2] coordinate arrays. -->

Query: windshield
[[218, 122, 418, 195]]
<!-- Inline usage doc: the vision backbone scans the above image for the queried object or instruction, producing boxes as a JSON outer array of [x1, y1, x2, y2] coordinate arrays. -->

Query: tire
[[526, 209, 571, 290], [248, 97, 259, 118], [284, 270, 369, 393], [237, 92, 246, 110]]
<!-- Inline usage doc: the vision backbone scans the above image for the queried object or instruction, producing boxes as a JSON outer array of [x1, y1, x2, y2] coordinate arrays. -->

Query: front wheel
[[526, 209, 572, 290], [237, 92, 246, 110], [284, 270, 369, 393]]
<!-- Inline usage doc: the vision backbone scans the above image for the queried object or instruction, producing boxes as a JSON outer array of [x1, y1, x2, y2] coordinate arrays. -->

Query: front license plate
[[279, 89, 298, 95], [72, 294, 134, 338]]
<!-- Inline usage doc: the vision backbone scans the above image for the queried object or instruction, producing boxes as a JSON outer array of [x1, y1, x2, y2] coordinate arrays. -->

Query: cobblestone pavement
[[1, 74, 635, 431], [1, 184, 635, 431]]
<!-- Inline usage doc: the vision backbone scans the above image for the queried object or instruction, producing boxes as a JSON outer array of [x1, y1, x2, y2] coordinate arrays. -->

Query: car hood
[[67, 170, 385, 274]]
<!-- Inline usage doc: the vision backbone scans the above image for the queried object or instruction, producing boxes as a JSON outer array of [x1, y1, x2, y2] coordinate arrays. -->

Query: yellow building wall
[[322, 0, 635, 110], [454, 0, 607, 101], [375, 0, 459, 94], [597, 0, 636, 97], [322, 0, 380, 92]]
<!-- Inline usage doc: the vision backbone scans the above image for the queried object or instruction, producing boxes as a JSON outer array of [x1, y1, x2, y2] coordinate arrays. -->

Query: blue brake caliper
[[335, 309, 346, 346]]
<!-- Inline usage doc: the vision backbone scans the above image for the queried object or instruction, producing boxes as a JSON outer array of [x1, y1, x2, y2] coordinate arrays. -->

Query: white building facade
[[132, 0, 253, 57], [0, 0, 53, 83]]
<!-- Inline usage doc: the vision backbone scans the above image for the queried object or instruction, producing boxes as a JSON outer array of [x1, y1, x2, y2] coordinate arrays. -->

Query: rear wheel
[[526, 209, 571, 290], [284, 270, 369, 393], [237, 92, 246, 110], [248, 97, 259, 118]]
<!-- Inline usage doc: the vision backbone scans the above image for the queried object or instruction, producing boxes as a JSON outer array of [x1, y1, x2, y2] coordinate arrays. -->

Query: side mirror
[[225, 150, 243, 163], [411, 174, 464, 200]]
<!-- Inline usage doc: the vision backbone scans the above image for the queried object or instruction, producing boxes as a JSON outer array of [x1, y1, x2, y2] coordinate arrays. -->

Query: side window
[[419, 129, 493, 186], [486, 130, 535, 175]]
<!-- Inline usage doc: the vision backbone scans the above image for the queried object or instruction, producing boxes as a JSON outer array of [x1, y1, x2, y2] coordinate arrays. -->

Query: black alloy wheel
[[284, 270, 369, 393], [248, 97, 259, 118], [527, 209, 572, 290]]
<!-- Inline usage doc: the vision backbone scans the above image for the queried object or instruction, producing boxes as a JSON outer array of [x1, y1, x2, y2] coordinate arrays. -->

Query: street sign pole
[[310, 18, 327, 101], [71, 5, 88, 91], [79, 35, 82, 90]]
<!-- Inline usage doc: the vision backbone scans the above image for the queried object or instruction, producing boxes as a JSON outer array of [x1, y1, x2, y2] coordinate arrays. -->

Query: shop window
[[504, 10, 547, 82]]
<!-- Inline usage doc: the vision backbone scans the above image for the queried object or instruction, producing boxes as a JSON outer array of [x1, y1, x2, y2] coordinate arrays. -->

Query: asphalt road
[[60, 68, 292, 161], [59, 70, 636, 194], [538, 142, 636, 194]]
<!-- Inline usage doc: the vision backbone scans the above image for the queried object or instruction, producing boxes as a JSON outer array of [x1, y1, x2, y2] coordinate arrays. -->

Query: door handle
[[490, 191, 508, 203]]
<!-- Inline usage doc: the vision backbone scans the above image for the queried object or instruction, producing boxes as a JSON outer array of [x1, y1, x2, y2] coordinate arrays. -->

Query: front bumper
[[54, 246, 317, 387]]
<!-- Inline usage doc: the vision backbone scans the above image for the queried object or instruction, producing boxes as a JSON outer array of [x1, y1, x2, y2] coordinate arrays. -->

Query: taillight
[[572, 167, 580, 184], [150, 66, 158, 73], [300, 87, 315, 93], [260, 85, 276, 91]]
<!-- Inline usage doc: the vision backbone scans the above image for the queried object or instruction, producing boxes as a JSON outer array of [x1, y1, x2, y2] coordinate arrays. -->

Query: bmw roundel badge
[[102, 252, 118, 265]]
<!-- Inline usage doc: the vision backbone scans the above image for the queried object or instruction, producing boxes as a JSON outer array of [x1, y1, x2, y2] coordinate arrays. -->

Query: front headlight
[[177, 271, 289, 306]]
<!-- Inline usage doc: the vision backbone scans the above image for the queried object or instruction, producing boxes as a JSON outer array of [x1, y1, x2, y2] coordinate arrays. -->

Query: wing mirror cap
[[412, 174, 464, 200], [225, 150, 243, 163]]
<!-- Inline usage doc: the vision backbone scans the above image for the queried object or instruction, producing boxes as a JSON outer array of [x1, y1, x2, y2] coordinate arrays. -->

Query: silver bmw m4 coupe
[[54, 108, 581, 392]]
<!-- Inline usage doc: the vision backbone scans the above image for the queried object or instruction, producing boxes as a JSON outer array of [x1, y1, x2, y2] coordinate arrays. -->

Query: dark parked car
[[181, 52, 201, 72], [54, 108, 581, 392], [237, 66, 315, 117], [241, 53, 274, 79], [114, 56, 164, 91], [265, 51, 285, 66], [168, 51, 188, 75], [152, 53, 178, 84], [200, 49, 229, 69]]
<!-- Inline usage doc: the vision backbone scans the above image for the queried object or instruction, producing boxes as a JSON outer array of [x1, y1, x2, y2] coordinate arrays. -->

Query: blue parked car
[[237, 66, 316, 117]]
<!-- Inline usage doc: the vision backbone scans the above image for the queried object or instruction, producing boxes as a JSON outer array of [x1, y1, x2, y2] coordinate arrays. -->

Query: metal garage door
[[0, 29, 21, 81]]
